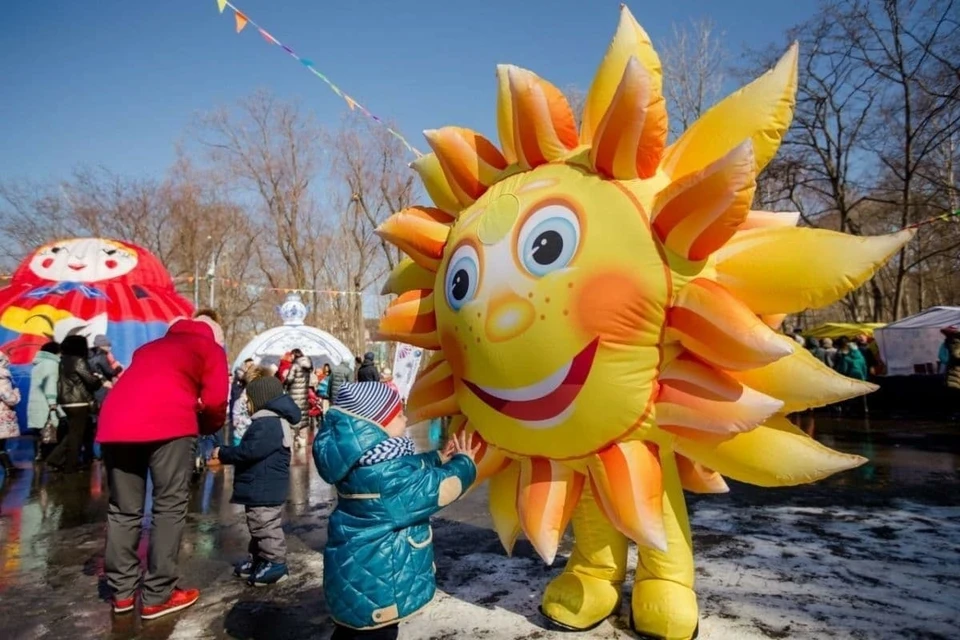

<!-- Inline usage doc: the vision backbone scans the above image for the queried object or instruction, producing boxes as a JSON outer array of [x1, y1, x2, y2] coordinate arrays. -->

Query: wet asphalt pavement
[[0, 416, 957, 640]]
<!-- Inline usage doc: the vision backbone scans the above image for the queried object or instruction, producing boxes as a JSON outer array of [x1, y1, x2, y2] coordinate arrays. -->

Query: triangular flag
[[344, 95, 357, 111], [216, 0, 227, 13], [234, 11, 248, 33], [299, 58, 314, 67], [259, 28, 276, 44]]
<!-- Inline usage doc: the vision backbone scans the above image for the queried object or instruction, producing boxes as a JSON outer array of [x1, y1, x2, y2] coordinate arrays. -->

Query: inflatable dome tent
[[0, 237, 193, 433], [233, 293, 354, 372]]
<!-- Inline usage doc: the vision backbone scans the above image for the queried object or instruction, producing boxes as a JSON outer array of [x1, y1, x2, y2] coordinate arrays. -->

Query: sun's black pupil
[[531, 230, 563, 265], [451, 269, 470, 300]]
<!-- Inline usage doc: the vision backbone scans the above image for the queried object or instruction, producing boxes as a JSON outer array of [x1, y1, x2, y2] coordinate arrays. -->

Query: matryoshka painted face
[[30, 238, 138, 283]]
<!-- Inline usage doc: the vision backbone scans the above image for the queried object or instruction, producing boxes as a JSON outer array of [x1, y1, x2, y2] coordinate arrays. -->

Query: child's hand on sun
[[450, 430, 482, 463], [439, 439, 457, 463]]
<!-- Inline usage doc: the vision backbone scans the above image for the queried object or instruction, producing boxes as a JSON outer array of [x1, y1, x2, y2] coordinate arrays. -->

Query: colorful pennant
[[213, 0, 423, 158]]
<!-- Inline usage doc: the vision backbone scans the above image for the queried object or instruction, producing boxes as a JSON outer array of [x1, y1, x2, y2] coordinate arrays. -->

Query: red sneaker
[[140, 588, 200, 620], [112, 596, 136, 614]]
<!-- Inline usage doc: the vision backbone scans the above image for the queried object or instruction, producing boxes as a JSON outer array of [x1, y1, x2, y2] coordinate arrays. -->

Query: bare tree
[[660, 17, 727, 139]]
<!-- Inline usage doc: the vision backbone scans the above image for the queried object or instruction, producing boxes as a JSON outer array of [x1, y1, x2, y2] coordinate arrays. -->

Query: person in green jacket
[[27, 342, 61, 461], [314, 382, 479, 639], [834, 337, 869, 381]]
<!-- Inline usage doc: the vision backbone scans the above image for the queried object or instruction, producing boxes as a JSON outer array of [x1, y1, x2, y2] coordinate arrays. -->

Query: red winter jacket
[[96, 319, 230, 444]]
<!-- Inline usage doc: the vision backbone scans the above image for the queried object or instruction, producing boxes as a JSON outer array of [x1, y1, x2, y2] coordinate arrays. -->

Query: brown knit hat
[[246, 376, 284, 412]]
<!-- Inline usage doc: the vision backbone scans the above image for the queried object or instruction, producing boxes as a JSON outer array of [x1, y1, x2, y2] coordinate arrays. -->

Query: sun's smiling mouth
[[463, 338, 599, 426]]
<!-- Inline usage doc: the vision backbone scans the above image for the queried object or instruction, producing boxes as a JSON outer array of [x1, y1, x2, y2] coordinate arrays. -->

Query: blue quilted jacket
[[313, 408, 477, 630]]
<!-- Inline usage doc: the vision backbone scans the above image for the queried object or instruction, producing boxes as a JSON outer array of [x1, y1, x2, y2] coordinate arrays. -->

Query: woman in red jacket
[[96, 314, 229, 620]]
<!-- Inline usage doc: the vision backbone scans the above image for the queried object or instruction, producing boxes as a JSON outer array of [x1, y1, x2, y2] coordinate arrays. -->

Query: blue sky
[[1, 0, 819, 181]]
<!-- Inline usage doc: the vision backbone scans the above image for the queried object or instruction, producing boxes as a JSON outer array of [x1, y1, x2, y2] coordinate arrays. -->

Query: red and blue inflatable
[[0, 238, 193, 432]]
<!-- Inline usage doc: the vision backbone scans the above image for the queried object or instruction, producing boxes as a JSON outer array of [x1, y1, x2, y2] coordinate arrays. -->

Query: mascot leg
[[631, 452, 698, 639], [541, 482, 627, 630]]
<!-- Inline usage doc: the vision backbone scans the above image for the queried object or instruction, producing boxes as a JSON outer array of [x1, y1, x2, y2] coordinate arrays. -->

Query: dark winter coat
[[58, 355, 102, 406], [357, 354, 380, 383], [89, 348, 122, 406], [219, 394, 301, 507], [327, 362, 352, 403]]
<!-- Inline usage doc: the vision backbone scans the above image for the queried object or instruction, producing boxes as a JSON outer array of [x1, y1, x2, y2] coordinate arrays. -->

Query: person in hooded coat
[[282, 348, 312, 448], [314, 382, 479, 638], [0, 351, 22, 475], [356, 352, 381, 383], [96, 316, 229, 620], [47, 335, 101, 473], [27, 341, 61, 461]]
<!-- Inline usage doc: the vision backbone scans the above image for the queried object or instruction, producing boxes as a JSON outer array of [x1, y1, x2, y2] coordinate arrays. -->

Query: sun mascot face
[[377, 6, 912, 636]]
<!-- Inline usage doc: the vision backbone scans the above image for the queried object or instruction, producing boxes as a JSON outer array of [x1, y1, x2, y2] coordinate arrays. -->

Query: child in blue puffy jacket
[[313, 382, 479, 639]]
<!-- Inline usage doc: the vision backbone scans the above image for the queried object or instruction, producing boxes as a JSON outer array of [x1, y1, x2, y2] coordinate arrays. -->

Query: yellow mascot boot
[[631, 457, 699, 639], [541, 484, 628, 630]]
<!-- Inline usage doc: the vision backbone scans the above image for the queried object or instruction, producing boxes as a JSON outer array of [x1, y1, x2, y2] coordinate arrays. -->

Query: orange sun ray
[[656, 354, 783, 438], [517, 457, 585, 565], [424, 127, 508, 207], [376, 207, 452, 271], [503, 65, 579, 170], [737, 210, 800, 231], [588, 440, 666, 550], [667, 278, 794, 371], [652, 140, 756, 261], [406, 354, 458, 422], [675, 455, 729, 493], [590, 56, 667, 180], [376, 290, 440, 349]]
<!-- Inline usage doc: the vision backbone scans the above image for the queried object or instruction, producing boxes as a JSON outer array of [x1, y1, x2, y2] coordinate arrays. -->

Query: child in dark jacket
[[314, 382, 480, 639], [213, 375, 301, 587]]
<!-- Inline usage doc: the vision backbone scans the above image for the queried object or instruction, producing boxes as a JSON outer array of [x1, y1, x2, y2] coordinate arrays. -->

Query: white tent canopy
[[233, 293, 354, 372], [874, 306, 960, 376]]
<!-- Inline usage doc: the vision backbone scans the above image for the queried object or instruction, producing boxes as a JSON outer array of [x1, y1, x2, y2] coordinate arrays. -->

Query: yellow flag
[[235, 11, 249, 33], [345, 95, 357, 111], [216, 0, 227, 13]]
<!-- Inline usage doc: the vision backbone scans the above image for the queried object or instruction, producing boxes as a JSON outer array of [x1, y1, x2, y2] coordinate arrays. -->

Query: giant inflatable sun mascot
[[375, 7, 912, 639]]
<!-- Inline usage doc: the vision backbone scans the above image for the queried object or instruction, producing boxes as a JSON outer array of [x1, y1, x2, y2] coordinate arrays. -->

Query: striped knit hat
[[335, 382, 403, 427]]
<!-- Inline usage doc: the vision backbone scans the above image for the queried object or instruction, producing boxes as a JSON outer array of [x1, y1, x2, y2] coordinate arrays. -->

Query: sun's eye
[[517, 203, 580, 277], [444, 245, 480, 311]]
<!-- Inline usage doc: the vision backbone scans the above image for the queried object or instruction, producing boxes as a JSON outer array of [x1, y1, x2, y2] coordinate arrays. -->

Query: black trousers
[[331, 624, 399, 640], [46, 406, 90, 472]]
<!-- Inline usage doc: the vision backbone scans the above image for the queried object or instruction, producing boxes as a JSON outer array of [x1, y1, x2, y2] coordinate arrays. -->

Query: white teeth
[[476, 359, 572, 402]]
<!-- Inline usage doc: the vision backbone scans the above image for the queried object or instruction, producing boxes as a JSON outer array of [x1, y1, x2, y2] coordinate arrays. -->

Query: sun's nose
[[484, 290, 536, 343]]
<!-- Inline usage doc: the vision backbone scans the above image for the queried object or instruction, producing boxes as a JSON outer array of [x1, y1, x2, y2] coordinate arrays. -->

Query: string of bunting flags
[[214, 0, 423, 158]]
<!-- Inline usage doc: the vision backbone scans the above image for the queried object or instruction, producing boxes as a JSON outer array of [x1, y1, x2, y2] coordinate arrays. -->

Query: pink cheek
[[105, 260, 118, 269], [41, 258, 54, 269]]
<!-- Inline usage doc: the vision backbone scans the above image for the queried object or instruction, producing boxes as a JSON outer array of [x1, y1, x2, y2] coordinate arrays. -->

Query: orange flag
[[235, 11, 249, 33], [216, 0, 227, 13], [345, 95, 358, 111]]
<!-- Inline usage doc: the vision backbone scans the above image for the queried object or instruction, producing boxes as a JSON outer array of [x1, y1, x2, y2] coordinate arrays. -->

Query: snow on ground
[[167, 499, 960, 639]]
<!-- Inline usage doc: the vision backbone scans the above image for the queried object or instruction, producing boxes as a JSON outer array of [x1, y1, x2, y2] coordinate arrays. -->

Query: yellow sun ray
[[660, 42, 798, 177], [381, 258, 436, 295], [673, 415, 866, 487], [738, 210, 800, 230], [489, 461, 522, 555], [410, 153, 463, 215], [581, 5, 663, 146], [714, 227, 916, 315]]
